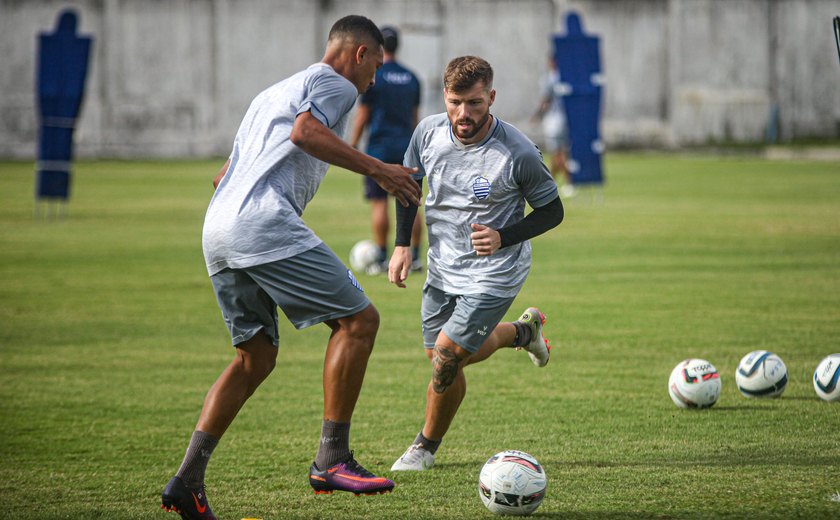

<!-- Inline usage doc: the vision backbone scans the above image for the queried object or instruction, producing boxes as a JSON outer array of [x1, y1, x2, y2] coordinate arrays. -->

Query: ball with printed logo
[[813, 354, 840, 402], [478, 450, 546, 516], [668, 359, 721, 409], [735, 350, 788, 398]]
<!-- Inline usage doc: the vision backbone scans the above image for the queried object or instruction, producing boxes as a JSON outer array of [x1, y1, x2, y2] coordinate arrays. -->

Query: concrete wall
[[1, 0, 838, 158]]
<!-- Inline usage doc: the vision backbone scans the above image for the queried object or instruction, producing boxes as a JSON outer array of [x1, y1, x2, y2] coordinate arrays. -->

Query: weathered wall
[[1, 0, 838, 158]]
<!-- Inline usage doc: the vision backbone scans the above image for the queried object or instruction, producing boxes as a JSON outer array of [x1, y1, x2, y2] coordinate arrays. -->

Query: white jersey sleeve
[[298, 71, 358, 130]]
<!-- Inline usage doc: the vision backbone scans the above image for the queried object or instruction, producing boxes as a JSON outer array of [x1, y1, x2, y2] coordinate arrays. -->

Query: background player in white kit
[[387, 56, 565, 471], [533, 56, 574, 198], [161, 15, 421, 519]]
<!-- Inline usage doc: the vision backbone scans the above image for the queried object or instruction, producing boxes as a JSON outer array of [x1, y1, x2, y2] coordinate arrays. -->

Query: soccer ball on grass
[[348, 239, 380, 272], [668, 359, 721, 409], [735, 350, 788, 398], [478, 450, 546, 516], [813, 354, 840, 402]]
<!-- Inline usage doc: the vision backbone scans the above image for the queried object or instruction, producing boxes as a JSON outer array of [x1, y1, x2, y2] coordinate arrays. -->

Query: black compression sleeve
[[497, 196, 564, 248], [395, 178, 423, 246]]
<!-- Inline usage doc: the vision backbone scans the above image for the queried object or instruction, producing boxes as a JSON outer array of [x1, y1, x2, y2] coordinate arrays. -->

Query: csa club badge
[[472, 176, 491, 200]]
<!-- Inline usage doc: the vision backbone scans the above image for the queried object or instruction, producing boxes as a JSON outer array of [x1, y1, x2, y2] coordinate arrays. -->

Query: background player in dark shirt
[[349, 26, 424, 274]]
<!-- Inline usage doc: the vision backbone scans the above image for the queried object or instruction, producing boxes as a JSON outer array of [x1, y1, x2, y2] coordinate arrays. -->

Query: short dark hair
[[444, 56, 494, 93], [328, 15, 384, 47], [381, 26, 399, 53]]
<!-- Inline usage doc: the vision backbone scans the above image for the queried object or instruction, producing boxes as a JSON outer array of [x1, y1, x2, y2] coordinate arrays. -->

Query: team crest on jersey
[[472, 176, 491, 200], [347, 270, 364, 292]]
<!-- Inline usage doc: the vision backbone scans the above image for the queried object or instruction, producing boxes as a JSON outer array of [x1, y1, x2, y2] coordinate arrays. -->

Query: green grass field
[[1, 154, 839, 519]]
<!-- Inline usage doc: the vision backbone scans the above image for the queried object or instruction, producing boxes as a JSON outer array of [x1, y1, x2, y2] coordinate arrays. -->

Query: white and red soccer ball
[[668, 359, 721, 409], [479, 450, 546, 516]]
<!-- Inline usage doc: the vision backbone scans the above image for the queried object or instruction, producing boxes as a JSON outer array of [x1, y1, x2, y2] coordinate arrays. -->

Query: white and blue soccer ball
[[813, 354, 840, 402], [735, 350, 788, 398], [479, 450, 546, 516], [348, 239, 379, 272], [668, 359, 721, 409]]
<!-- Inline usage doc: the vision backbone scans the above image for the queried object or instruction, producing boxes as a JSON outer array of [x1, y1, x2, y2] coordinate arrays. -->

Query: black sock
[[175, 430, 218, 489], [315, 420, 351, 470], [411, 246, 420, 262], [413, 431, 442, 455], [377, 246, 387, 264], [512, 321, 532, 347]]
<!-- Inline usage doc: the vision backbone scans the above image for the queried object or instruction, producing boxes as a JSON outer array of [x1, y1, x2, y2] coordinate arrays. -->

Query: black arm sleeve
[[394, 178, 423, 246], [497, 196, 564, 248]]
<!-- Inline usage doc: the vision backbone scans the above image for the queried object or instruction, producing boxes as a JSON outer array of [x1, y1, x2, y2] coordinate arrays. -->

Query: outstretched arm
[[389, 180, 422, 288], [291, 111, 421, 207], [531, 95, 550, 123]]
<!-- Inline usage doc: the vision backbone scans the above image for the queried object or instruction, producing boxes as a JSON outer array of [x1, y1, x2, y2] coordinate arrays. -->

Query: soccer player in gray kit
[[388, 56, 564, 471], [161, 15, 421, 519]]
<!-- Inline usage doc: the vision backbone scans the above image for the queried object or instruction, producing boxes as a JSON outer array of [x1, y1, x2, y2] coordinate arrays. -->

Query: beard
[[452, 112, 492, 142]]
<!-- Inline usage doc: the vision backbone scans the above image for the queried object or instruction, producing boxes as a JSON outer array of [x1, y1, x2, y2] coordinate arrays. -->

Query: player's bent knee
[[243, 351, 277, 382], [236, 331, 278, 383], [328, 304, 379, 355], [431, 345, 460, 394], [349, 303, 380, 339]]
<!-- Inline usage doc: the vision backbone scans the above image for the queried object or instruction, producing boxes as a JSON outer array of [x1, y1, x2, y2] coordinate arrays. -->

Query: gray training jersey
[[202, 63, 358, 275], [405, 113, 558, 297]]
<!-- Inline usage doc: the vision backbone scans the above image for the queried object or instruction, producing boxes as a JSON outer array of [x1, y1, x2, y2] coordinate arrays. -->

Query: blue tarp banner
[[553, 12, 604, 186], [36, 9, 92, 201]]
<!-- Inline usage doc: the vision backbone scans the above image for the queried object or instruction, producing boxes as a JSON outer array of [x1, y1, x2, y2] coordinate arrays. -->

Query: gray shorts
[[210, 243, 371, 347], [421, 283, 516, 353]]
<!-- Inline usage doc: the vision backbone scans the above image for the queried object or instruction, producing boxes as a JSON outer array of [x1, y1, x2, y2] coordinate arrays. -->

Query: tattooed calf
[[432, 346, 460, 393]]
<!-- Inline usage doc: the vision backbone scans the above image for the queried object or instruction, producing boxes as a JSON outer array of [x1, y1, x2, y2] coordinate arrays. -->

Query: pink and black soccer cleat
[[309, 454, 395, 496]]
